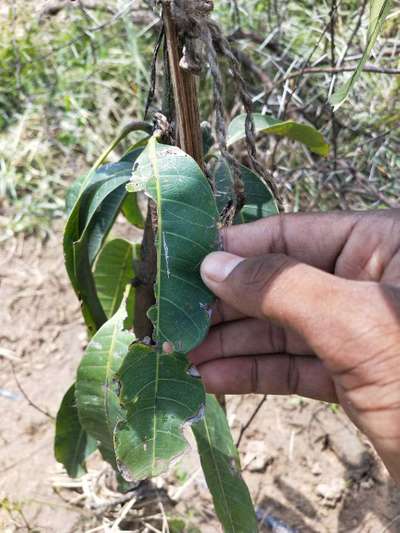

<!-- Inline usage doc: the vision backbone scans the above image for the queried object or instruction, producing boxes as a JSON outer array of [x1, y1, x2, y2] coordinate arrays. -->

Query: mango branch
[[161, 1, 226, 409], [162, 0, 204, 169]]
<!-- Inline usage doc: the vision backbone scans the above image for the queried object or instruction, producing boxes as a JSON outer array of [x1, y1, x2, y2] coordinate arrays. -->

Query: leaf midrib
[[149, 137, 162, 475]]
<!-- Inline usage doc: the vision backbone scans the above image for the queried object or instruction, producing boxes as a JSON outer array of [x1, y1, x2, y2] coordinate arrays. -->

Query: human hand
[[189, 210, 400, 482]]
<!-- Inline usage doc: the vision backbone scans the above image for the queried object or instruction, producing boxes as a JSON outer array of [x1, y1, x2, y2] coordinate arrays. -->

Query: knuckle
[[240, 254, 292, 293]]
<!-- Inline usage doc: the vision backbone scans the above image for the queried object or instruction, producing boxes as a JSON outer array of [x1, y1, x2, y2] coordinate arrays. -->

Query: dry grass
[[1, 0, 399, 240]]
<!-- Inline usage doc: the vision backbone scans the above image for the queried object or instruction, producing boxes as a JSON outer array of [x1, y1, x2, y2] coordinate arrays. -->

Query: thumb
[[200, 251, 370, 366]]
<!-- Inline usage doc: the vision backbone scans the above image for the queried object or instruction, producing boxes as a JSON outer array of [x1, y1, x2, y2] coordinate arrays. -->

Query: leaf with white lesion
[[114, 343, 205, 481], [128, 138, 219, 353]]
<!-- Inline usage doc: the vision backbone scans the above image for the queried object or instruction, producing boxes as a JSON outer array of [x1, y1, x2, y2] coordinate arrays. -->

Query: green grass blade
[[227, 114, 329, 157], [54, 384, 96, 478], [330, 0, 392, 109], [114, 344, 205, 481], [192, 395, 258, 533]]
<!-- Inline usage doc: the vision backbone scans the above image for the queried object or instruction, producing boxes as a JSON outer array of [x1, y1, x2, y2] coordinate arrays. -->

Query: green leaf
[[64, 162, 131, 291], [65, 174, 86, 214], [119, 141, 148, 229], [74, 169, 132, 330], [76, 298, 135, 468], [227, 113, 329, 157], [121, 192, 145, 229], [93, 238, 139, 326], [192, 395, 257, 533], [201, 121, 215, 156], [115, 344, 205, 481], [54, 384, 96, 478], [331, 0, 392, 109], [64, 153, 141, 333], [214, 160, 279, 223], [128, 138, 219, 352]]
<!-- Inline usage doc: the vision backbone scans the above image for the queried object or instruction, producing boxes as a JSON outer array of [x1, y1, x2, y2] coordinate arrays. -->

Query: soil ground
[[1, 223, 400, 532]]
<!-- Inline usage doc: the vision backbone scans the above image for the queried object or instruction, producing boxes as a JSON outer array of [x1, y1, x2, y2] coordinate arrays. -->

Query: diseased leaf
[[54, 384, 96, 478], [94, 239, 140, 327], [128, 138, 219, 352], [227, 113, 329, 157], [115, 344, 205, 481], [76, 298, 135, 468], [192, 395, 258, 533], [214, 159, 278, 223], [331, 0, 392, 109]]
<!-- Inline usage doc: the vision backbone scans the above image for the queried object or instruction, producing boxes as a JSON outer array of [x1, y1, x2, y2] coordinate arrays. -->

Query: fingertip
[[162, 341, 174, 354], [196, 362, 223, 394], [201, 251, 244, 285]]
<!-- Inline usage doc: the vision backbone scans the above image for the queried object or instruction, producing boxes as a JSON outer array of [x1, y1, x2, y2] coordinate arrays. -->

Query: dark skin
[[188, 210, 400, 482]]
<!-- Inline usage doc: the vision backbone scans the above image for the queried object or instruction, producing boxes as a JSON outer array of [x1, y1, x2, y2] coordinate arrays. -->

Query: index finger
[[222, 211, 360, 272]]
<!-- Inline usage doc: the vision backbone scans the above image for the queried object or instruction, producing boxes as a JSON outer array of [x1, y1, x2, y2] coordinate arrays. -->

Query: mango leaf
[[120, 149, 146, 229], [65, 174, 86, 214], [127, 138, 219, 352], [121, 192, 145, 229], [64, 162, 132, 291], [64, 153, 142, 332], [115, 344, 205, 481], [93, 238, 140, 328], [214, 159, 279, 223], [201, 121, 215, 156], [192, 395, 258, 533], [331, 0, 392, 109], [227, 113, 329, 157], [54, 384, 96, 478], [74, 172, 132, 331], [76, 297, 135, 468]]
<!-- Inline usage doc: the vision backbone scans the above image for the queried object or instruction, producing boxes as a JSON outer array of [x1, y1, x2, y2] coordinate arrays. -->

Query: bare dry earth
[[1, 223, 400, 532]]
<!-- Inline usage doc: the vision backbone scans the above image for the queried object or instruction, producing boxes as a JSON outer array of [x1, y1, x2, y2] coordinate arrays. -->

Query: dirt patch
[[1, 225, 399, 532]]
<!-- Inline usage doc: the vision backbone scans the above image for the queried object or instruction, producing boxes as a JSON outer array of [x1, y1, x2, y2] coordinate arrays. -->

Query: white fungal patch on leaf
[[90, 341, 103, 350], [199, 302, 212, 319], [162, 232, 170, 278], [187, 365, 201, 378], [184, 403, 206, 426]]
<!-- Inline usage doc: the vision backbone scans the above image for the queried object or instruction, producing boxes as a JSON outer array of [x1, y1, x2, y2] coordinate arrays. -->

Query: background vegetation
[[1, 0, 399, 241]]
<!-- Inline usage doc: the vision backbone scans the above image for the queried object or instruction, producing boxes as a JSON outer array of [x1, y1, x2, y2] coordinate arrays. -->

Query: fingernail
[[162, 341, 174, 354], [187, 365, 201, 378], [201, 252, 244, 283]]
